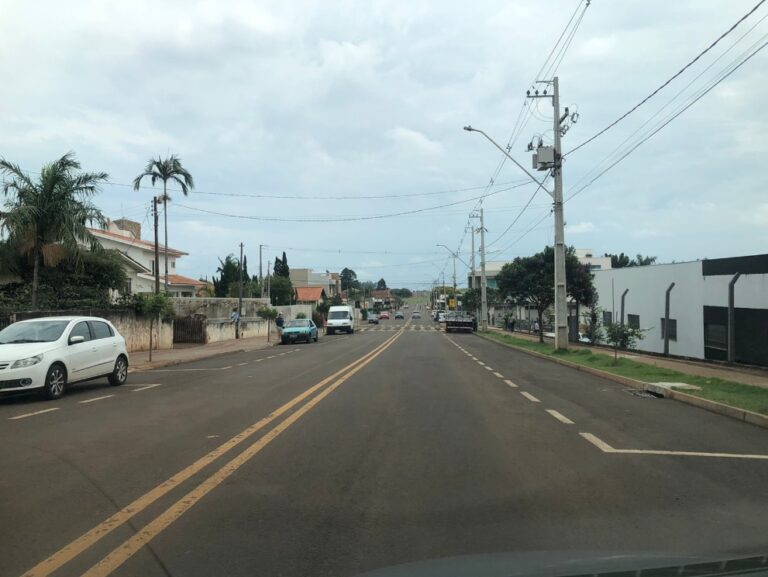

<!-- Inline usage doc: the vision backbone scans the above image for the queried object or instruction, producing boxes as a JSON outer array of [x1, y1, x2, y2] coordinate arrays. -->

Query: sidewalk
[[488, 326, 768, 390], [130, 335, 275, 371]]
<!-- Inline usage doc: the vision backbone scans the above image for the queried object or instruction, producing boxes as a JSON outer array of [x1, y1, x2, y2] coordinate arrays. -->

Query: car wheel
[[43, 363, 67, 400], [108, 355, 129, 386]]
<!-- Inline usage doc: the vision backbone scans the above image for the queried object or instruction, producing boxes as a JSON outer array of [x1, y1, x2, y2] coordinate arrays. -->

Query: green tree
[[605, 322, 646, 360], [212, 255, 239, 297], [0, 152, 108, 309], [583, 305, 603, 344], [133, 155, 194, 291], [340, 267, 359, 291], [376, 278, 387, 290], [270, 276, 293, 306], [273, 251, 290, 278], [330, 293, 343, 306], [497, 246, 596, 343], [605, 252, 657, 268]]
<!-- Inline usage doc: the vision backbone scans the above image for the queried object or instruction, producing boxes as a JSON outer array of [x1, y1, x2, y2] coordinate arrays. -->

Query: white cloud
[[567, 221, 595, 234], [387, 126, 444, 155]]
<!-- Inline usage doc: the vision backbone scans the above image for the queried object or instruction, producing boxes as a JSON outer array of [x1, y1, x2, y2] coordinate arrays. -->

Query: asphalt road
[[2, 307, 768, 577]]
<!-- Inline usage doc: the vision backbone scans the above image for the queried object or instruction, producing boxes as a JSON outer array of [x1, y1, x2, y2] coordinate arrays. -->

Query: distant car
[[411, 312, 421, 319], [437, 312, 446, 323], [394, 311, 405, 319], [403, 304, 409, 309], [368, 312, 380, 324], [0, 316, 129, 399], [281, 319, 318, 344], [379, 311, 390, 320], [578, 332, 592, 344]]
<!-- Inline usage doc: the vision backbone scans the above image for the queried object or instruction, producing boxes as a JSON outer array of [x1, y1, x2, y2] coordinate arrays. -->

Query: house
[[574, 249, 612, 271], [592, 253, 768, 366], [88, 218, 205, 297], [294, 286, 327, 307], [290, 268, 340, 297]]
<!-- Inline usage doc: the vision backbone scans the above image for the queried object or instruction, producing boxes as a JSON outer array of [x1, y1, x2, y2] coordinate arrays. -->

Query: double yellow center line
[[22, 329, 404, 577]]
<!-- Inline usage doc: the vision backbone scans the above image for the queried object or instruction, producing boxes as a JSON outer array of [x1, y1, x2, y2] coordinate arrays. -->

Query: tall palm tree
[[0, 152, 108, 309], [133, 155, 194, 292]]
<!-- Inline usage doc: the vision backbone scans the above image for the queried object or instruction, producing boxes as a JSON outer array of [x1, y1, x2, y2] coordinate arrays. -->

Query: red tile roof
[[166, 274, 207, 287], [89, 228, 187, 256], [294, 286, 325, 302]]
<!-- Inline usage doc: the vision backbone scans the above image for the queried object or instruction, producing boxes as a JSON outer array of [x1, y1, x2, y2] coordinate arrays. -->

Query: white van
[[326, 305, 356, 335]]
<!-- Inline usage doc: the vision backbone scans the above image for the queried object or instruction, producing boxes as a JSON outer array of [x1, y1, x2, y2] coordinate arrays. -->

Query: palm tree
[[133, 155, 194, 292], [0, 152, 108, 309]]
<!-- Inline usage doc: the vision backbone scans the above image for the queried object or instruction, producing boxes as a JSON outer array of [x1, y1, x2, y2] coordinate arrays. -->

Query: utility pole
[[479, 207, 488, 331], [451, 252, 457, 310], [237, 242, 244, 339], [468, 223, 476, 290], [259, 244, 263, 298], [153, 197, 160, 295], [551, 76, 568, 350]]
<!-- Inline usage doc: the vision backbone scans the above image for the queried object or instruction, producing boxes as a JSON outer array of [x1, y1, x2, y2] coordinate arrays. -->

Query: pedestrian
[[511, 318, 516, 333], [533, 320, 540, 334], [230, 307, 239, 324], [275, 312, 285, 336]]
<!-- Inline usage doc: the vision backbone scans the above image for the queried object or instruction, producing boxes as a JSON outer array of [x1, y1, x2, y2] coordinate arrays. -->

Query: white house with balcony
[[88, 218, 205, 297]]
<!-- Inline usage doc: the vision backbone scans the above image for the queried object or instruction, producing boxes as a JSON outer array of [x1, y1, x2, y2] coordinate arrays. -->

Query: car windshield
[[329, 311, 348, 319], [0, 320, 69, 344], [286, 320, 310, 328]]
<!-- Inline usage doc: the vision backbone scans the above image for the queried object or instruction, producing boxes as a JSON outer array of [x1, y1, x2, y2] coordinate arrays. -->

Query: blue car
[[280, 319, 318, 345]]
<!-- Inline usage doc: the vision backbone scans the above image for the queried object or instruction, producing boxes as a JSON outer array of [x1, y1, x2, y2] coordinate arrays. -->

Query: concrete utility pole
[[153, 197, 161, 295], [479, 207, 488, 331], [550, 77, 568, 350], [237, 242, 244, 339], [464, 76, 571, 348], [259, 244, 263, 297], [468, 224, 476, 290]]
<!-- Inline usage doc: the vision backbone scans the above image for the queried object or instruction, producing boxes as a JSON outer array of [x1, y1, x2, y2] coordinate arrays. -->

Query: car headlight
[[11, 354, 43, 369]]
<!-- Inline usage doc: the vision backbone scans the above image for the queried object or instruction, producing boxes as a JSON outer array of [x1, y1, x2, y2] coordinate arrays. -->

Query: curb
[[129, 341, 277, 373], [475, 332, 768, 430]]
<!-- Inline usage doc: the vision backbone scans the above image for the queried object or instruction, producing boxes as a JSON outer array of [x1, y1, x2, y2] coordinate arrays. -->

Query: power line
[[566, 15, 768, 197], [485, 174, 551, 249], [566, 37, 768, 203], [489, 210, 553, 256], [566, 0, 766, 156], [173, 182, 533, 223]]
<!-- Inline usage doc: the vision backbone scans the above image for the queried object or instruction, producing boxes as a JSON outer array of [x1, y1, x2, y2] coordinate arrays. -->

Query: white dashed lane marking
[[9, 407, 60, 420], [504, 379, 518, 388], [520, 391, 541, 403], [78, 394, 115, 404], [131, 383, 162, 392], [546, 409, 574, 424], [493, 372, 504, 378]]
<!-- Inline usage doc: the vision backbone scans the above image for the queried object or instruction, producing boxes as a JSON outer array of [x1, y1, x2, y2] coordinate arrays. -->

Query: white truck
[[326, 305, 356, 335]]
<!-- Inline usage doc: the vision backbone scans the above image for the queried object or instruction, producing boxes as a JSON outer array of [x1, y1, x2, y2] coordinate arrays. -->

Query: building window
[[661, 318, 678, 341], [151, 260, 155, 275], [704, 323, 727, 350], [591, 264, 601, 270], [627, 314, 640, 330], [171, 260, 176, 270], [121, 279, 132, 296], [603, 311, 613, 326]]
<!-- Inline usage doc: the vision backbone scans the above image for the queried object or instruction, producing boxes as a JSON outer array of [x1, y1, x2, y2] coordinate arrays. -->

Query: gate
[[173, 317, 207, 344]]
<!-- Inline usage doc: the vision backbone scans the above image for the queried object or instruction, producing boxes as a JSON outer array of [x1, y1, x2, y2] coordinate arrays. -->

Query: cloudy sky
[[1, 0, 766, 289]]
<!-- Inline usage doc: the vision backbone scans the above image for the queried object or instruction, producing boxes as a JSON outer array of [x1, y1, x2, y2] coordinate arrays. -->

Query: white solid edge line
[[9, 407, 60, 420], [546, 409, 575, 425], [78, 394, 115, 404], [504, 379, 518, 388], [132, 383, 162, 392], [520, 391, 541, 403]]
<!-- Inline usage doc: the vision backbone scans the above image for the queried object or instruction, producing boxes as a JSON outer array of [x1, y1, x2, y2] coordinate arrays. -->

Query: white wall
[[592, 261, 705, 358]]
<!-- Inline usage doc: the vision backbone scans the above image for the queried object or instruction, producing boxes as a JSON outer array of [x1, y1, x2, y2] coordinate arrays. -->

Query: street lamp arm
[[463, 125, 554, 200]]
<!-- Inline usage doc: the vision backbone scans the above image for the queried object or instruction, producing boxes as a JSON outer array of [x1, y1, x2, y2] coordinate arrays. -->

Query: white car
[[0, 316, 129, 399]]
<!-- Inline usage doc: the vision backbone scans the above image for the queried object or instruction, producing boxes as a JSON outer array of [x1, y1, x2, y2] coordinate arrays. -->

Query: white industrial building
[[592, 254, 768, 366]]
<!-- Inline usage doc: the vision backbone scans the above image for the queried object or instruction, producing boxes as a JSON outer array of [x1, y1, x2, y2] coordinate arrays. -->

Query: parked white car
[[0, 316, 129, 399]]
